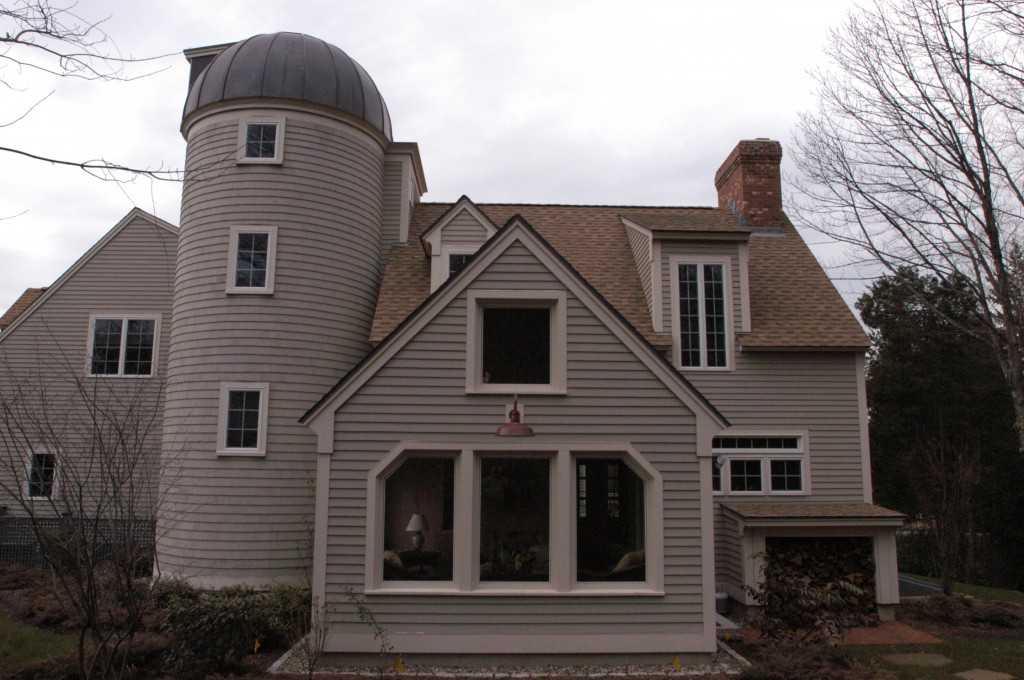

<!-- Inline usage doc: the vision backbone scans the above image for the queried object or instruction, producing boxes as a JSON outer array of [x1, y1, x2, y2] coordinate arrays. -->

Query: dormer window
[[467, 290, 567, 394], [669, 256, 732, 369], [448, 252, 475, 277], [238, 118, 285, 164]]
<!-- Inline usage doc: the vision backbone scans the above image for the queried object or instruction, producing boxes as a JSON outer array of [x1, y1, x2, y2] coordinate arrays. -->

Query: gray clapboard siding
[[441, 209, 491, 244], [625, 223, 654, 316], [0, 214, 175, 520], [324, 242, 708, 645], [158, 108, 387, 583]]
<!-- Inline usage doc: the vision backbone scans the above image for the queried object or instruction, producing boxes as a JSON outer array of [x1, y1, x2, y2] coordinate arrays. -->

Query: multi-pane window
[[244, 123, 277, 159], [228, 226, 276, 293], [676, 262, 728, 368], [89, 317, 156, 376], [729, 459, 763, 492], [235, 232, 269, 288], [770, 459, 804, 492], [226, 390, 262, 449], [27, 451, 56, 499], [712, 435, 806, 495], [218, 383, 269, 455]]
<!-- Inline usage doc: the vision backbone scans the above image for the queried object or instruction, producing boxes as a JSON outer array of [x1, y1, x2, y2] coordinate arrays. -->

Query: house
[[0, 32, 903, 661]]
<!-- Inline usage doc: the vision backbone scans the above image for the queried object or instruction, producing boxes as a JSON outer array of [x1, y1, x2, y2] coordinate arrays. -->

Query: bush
[[162, 584, 311, 671]]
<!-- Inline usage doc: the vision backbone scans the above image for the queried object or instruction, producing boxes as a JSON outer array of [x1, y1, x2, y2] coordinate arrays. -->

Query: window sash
[[90, 317, 156, 376], [677, 262, 727, 368], [244, 123, 277, 159], [225, 390, 262, 449], [235, 232, 270, 288]]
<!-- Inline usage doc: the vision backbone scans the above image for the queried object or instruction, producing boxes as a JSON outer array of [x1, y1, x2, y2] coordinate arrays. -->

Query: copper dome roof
[[183, 32, 392, 140]]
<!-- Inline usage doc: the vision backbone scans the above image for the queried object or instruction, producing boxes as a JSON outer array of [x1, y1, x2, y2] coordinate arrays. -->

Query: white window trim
[[712, 432, 810, 496], [226, 225, 278, 295], [668, 255, 733, 371], [216, 382, 270, 457], [465, 289, 568, 395], [24, 447, 58, 501], [365, 441, 664, 596], [86, 314, 160, 378], [237, 117, 285, 164], [440, 246, 478, 282]]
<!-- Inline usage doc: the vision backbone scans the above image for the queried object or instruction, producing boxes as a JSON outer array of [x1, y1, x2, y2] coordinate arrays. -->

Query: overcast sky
[[0, 0, 865, 315]]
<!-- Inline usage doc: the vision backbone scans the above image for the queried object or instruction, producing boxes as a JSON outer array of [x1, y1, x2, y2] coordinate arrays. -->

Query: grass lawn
[[846, 638, 1024, 679], [903, 573, 1024, 605], [0, 608, 75, 668]]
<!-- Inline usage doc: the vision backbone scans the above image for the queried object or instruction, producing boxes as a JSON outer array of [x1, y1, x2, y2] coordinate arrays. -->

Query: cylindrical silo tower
[[158, 33, 393, 586]]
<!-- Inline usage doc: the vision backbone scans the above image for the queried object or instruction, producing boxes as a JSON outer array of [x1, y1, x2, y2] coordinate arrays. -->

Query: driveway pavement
[[899, 574, 945, 597]]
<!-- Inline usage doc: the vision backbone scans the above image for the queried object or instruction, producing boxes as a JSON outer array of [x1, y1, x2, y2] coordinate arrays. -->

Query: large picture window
[[88, 316, 158, 377], [671, 258, 731, 369], [371, 446, 660, 593]]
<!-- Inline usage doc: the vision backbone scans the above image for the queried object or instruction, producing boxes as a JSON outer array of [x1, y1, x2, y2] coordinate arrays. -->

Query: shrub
[[162, 584, 311, 671]]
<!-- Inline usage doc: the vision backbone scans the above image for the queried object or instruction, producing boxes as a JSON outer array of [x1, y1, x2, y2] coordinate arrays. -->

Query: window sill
[[236, 158, 283, 166], [366, 585, 663, 597], [216, 449, 267, 458], [87, 373, 154, 379], [225, 288, 274, 296], [467, 383, 566, 396]]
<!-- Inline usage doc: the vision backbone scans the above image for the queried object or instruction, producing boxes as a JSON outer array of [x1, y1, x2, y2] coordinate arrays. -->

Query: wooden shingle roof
[[369, 203, 869, 351]]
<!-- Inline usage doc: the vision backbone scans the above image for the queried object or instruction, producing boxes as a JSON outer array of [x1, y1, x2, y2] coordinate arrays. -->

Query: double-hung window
[[227, 226, 277, 294], [217, 383, 270, 456], [712, 435, 808, 495], [237, 119, 284, 164], [671, 257, 731, 369], [88, 316, 158, 377]]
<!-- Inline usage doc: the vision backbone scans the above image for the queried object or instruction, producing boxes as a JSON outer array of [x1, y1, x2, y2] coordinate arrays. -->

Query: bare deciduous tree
[[0, 0, 180, 181], [0, 353, 166, 680], [791, 0, 1024, 453]]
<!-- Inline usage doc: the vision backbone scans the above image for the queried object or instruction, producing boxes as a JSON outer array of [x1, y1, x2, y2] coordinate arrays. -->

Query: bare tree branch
[[790, 0, 1024, 453]]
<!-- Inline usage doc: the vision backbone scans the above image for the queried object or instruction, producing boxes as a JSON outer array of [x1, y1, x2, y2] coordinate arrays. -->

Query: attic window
[[466, 290, 567, 394], [448, 252, 475, 277], [670, 257, 732, 370], [238, 119, 284, 164], [483, 308, 550, 385]]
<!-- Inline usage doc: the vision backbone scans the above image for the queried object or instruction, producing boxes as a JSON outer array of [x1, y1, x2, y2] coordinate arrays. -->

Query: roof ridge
[[417, 201, 730, 210]]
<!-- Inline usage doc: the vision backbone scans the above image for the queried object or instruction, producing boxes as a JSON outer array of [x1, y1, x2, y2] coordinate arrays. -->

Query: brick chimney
[[714, 139, 784, 229]]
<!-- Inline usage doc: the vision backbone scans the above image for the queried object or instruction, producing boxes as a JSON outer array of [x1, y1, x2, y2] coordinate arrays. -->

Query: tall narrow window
[[675, 260, 729, 368], [576, 458, 645, 582], [227, 226, 277, 294], [479, 458, 550, 582], [27, 451, 56, 499], [382, 457, 455, 581], [218, 383, 269, 456], [89, 316, 157, 376]]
